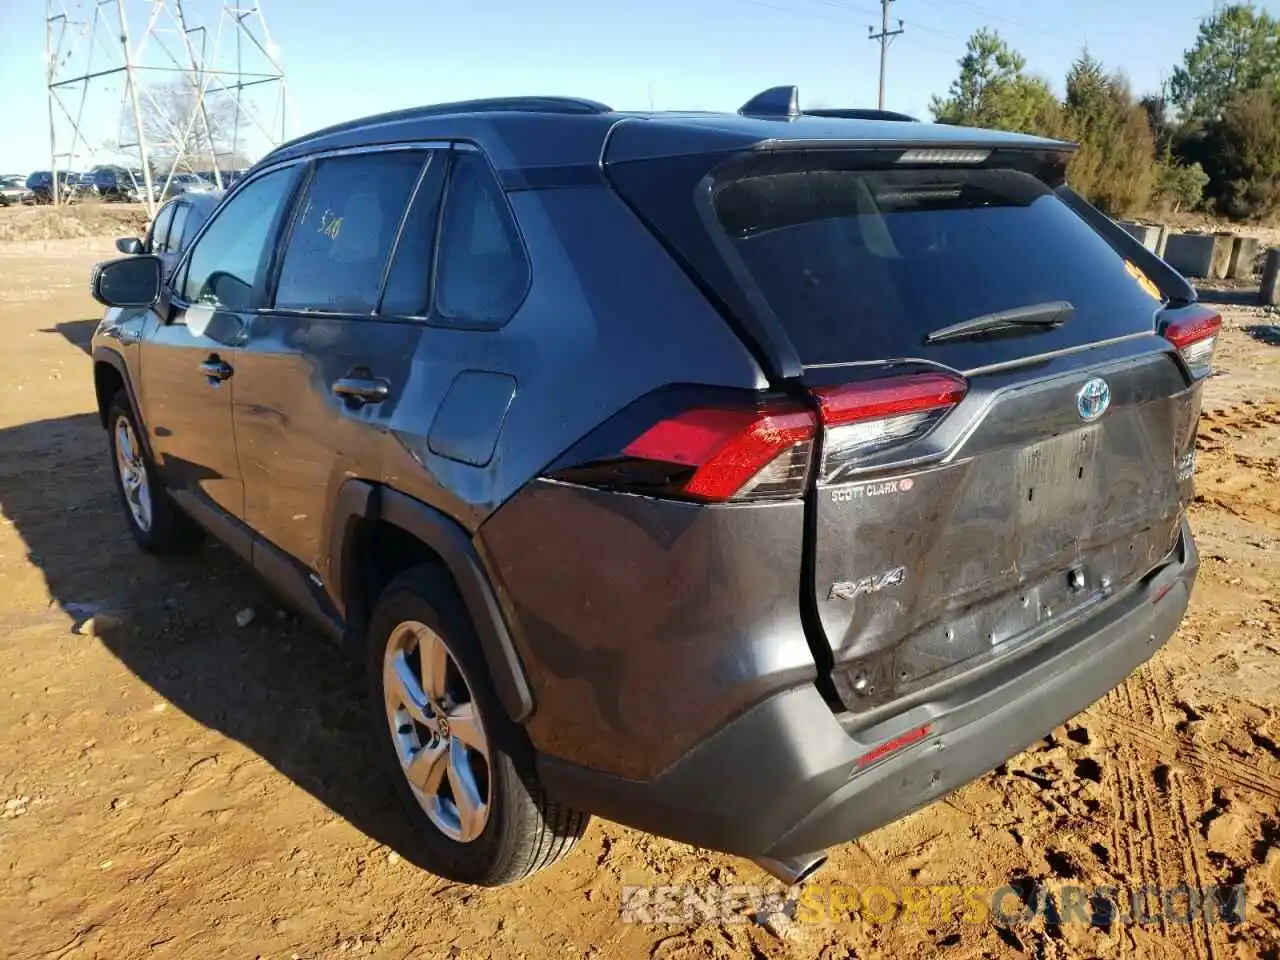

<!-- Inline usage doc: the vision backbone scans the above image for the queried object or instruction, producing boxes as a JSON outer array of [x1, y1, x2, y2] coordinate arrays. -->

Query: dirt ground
[[0, 239, 1278, 960], [0, 202, 147, 243]]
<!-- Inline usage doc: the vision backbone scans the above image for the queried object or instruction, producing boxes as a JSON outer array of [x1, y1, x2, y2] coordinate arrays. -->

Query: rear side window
[[434, 151, 529, 325], [274, 151, 426, 314], [711, 165, 1163, 365]]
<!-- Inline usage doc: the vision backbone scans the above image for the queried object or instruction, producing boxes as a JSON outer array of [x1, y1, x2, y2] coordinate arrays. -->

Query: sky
[[0, 0, 1271, 173]]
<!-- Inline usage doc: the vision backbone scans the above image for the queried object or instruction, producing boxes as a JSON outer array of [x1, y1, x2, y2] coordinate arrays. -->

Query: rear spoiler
[[1055, 185, 1197, 307]]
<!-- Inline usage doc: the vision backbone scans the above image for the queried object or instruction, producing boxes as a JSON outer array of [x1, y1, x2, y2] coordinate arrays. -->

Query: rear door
[[232, 147, 445, 583], [610, 149, 1208, 709]]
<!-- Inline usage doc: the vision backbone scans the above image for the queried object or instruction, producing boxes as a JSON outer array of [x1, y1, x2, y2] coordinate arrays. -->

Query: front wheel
[[368, 566, 588, 885], [106, 390, 203, 553]]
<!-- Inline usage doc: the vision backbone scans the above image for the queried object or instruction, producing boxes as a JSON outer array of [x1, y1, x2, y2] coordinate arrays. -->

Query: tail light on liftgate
[[814, 373, 967, 486], [1161, 308, 1222, 380], [550, 372, 968, 503]]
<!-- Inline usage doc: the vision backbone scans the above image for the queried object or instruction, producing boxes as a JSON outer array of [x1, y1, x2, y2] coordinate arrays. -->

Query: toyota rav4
[[89, 87, 1211, 887]]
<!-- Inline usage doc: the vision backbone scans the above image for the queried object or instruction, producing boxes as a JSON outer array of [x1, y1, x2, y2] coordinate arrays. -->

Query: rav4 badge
[[829, 566, 907, 601]]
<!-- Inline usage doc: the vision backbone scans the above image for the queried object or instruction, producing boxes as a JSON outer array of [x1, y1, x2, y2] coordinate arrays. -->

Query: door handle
[[200, 356, 233, 382], [331, 376, 390, 404]]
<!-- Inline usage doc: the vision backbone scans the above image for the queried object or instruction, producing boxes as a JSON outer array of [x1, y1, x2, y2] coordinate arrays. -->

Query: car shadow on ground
[[0, 410, 434, 871], [42, 318, 99, 356]]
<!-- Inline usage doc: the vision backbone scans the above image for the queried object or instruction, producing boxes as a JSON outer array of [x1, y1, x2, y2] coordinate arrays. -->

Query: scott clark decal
[[831, 476, 916, 503]]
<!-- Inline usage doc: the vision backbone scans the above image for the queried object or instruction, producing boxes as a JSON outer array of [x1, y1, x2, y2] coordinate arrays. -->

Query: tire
[[106, 389, 203, 554], [368, 565, 588, 886]]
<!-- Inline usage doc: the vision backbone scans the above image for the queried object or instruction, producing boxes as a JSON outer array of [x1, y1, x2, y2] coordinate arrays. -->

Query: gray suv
[[88, 88, 1211, 887]]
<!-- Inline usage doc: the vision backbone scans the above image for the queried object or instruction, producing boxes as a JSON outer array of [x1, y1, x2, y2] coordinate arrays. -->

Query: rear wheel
[[368, 566, 588, 885], [106, 390, 203, 553]]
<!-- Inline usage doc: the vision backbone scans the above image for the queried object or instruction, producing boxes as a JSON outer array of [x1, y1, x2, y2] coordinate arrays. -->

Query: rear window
[[712, 166, 1163, 365], [607, 153, 1165, 370]]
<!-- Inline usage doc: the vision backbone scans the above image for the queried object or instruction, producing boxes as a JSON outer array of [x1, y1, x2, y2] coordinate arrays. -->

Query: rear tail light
[[1162, 309, 1222, 379], [622, 404, 816, 502], [551, 373, 966, 503], [814, 373, 967, 484]]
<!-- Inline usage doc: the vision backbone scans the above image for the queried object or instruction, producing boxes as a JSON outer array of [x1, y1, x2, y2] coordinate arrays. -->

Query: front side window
[[434, 151, 529, 325], [181, 167, 295, 310], [274, 151, 427, 314]]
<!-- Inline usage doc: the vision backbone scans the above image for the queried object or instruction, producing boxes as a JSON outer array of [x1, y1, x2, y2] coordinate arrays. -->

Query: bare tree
[[134, 80, 251, 171]]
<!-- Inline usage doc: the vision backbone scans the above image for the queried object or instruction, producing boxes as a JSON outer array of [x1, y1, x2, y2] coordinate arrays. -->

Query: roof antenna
[[738, 86, 800, 120]]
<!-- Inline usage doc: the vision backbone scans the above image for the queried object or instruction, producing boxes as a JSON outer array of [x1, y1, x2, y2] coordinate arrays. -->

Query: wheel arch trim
[[328, 480, 535, 723], [93, 346, 155, 461]]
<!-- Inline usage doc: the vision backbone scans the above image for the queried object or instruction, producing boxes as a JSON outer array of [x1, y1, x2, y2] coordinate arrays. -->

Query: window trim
[[170, 139, 531, 329]]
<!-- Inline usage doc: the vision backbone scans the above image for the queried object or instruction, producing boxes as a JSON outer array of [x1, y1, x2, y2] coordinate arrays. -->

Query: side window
[[379, 151, 448, 316], [179, 203, 206, 250], [147, 204, 175, 255], [434, 151, 529, 325], [274, 151, 426, 314], [181, 167, 295, 311], [165, 204, 189, 254]]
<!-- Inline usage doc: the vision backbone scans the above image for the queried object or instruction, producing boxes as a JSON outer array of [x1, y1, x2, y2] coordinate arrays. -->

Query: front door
[[137, 165, 301, 553]]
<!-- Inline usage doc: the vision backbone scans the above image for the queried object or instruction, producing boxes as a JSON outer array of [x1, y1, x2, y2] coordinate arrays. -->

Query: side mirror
[[91, 255, 162, 308], [115, 236, 143, 255]]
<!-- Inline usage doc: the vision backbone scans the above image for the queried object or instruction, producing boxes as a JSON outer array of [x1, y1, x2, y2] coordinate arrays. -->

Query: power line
[[869, 0, 905, 110]]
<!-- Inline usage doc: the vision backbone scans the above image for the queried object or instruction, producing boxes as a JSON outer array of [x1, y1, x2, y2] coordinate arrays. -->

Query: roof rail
[[804, 107, 919, 122], [268, 96, 614, 157], [409, 96, 613, 118], [736, 86, 919, 122]]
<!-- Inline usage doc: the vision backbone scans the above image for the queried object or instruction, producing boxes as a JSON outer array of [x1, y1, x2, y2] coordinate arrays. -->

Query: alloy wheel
[[114, 417, 152, 532], [383, 620, 492, 843]]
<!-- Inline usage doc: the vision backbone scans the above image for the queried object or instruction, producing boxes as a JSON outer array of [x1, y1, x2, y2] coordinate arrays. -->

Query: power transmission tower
[[44, 0, 289, 211], [868, 0, 905, 111]]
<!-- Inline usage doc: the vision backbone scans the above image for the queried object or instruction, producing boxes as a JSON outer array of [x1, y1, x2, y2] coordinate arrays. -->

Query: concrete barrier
[[1229, 236, 1261, 279], [1156, 224, 1170, 258], [1120, 221, 1163, 251], [1261, 249, 1280, 305], [1210, 233, 1235, 279], [1163, 233, 1218, 277]]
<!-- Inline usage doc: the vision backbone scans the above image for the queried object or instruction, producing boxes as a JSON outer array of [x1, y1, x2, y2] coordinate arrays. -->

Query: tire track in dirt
[[1107, 676, 1172, 950], [1132, 664, 1220, 960], [1096, 656, 1254, 959]]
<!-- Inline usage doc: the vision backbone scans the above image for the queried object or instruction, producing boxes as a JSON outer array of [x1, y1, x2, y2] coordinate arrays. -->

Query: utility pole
[[869, 0, 905, 111]]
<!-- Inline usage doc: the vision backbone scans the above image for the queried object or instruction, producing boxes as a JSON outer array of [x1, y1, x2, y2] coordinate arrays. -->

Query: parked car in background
[[91, 165, 153, 202], [26, 170, 80, 203], [71, 171, 99, 200], [160, 172, 216, 199], [0, 174, 33, 206], [87, 88, 1211, 888], [114, 191, 221, 280]]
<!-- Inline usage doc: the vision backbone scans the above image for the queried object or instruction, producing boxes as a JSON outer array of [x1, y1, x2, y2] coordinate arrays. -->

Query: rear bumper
[[538, 523, 1197, 859]]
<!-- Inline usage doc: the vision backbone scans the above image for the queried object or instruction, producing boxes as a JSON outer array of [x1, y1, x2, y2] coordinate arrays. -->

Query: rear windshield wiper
[[924, 301, 1074, 344]]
